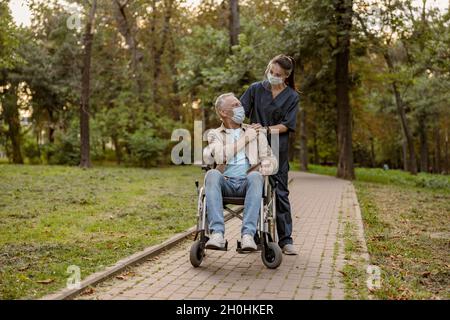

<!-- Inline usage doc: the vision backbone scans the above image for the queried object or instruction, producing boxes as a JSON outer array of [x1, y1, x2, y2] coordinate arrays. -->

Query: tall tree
[[0, 1, 22, 163], [335, 0, 355, 179], [1, 82, 23, 164], [229, 0, 240, 49], [384, 50, 418, 174], [355, 0, 419, 174], [80, 0, 97, 168], [113, 0, 144, 98], [153, 0, 174, 105]]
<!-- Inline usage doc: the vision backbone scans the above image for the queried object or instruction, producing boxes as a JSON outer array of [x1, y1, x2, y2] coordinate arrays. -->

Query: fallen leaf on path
[[81, 287, 95, 295]]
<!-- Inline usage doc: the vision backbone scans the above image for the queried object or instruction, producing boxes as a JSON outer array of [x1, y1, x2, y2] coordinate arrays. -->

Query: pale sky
[[8, 0, 450, 27]]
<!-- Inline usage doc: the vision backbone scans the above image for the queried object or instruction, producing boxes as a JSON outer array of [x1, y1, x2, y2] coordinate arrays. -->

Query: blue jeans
[[205, 169, 263, 237]]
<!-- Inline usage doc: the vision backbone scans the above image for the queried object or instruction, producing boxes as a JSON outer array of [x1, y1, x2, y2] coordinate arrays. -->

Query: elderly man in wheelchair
[[190, 92, 282, 269]]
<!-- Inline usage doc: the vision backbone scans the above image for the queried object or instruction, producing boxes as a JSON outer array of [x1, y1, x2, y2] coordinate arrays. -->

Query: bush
[[44, 132, 80, 165], [127, 128, 168, 168], [22, 136, 41, 164], [415, 176, 450, 190]]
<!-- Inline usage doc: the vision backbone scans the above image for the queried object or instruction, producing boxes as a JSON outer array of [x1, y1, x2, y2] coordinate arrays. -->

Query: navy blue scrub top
[[239, 80, 300, 173]]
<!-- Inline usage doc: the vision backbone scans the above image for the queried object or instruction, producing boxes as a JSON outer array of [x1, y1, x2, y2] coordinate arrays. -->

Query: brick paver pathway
[[76, 172, 359, 300]]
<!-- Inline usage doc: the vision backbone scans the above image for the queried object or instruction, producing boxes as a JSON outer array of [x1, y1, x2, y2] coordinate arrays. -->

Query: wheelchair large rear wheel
[[261, 242, 282, 269], [190, 240, 205, 267]]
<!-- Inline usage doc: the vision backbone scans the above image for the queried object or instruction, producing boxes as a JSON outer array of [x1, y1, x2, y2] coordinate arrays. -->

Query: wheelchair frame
[[189, 166, 283, 269]]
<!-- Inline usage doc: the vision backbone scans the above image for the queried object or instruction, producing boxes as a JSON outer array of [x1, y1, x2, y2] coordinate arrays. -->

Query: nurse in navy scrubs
[[240, 54, 300, 255]]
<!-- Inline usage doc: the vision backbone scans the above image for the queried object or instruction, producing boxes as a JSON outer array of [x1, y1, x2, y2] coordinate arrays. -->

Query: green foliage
[[306, 164, 450, 192], [127, 127, 168, 168], [415, 176, 450, 190], [44, 126, 80, 166], [0, 1, 20, 69], [176, 16, 284, 126], [22, 134, 41, 164], [1, 0, 448, 175]]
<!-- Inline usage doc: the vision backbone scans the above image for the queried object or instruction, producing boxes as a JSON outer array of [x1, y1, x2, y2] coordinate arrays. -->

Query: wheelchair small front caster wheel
[[262, 242, 282, 269], [190, 240, 205, 267]]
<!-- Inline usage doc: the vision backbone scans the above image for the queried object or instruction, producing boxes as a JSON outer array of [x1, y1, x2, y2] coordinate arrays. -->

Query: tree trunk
[[312, 129, 319, 164], [335, 0, 355, 180], [112, 134, 122, 165], [36, 131, 41, 160], [218, 0, 228, 29], [299, 108, 308, 171], [150, 0, 158, 104], [370, 136, 375, 168], [418, 117, 429, 172], [149, 0, 173, 106], [153, 0, 173, 106], [229, 0, 240, 50], [402, 138, 408, 171], [434, 126, 441, 174], [3, 84, 23, 164], [444, 128, 449, 174], [168, 30, 181, 120], [113, 0, 144, 99], [384, 52, 418, 174], [79, 0, 97, 169]]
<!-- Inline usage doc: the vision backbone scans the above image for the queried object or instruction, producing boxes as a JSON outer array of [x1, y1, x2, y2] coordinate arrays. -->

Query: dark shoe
[[282, 244, 297, 255]]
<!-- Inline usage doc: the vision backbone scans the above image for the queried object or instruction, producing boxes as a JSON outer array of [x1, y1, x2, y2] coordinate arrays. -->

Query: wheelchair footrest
[[236, 240, 262, 253]]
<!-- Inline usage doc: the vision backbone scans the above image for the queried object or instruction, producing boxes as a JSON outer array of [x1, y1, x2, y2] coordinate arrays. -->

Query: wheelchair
[[189, 165, 283, 269]]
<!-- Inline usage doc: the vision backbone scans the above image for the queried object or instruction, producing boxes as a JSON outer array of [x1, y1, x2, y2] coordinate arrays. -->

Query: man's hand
[[260, 159, 274, 176]]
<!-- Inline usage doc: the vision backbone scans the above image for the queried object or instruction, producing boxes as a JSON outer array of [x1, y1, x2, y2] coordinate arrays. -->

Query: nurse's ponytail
[[266, 54, 297, 91]]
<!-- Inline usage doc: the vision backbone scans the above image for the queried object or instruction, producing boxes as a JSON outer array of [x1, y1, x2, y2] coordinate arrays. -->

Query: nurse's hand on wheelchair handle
[[249, 123, 262, 130], [250, 123, 270, 135]]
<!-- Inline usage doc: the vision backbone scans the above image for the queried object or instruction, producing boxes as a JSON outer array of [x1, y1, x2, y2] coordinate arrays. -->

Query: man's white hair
[[214, 92, 235, 113]]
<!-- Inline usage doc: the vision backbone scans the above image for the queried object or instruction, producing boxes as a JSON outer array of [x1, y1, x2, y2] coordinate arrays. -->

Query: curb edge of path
[[41, 176, 295, 300]]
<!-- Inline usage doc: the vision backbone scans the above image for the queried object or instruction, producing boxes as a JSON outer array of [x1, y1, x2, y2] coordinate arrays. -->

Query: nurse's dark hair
[[265, 54, 296, 91]]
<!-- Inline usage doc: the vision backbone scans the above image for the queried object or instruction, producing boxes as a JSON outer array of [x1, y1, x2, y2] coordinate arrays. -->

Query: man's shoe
[[206, 232, 226, 249], [282, 244, 297, 255], [241, 234, 257, 251]]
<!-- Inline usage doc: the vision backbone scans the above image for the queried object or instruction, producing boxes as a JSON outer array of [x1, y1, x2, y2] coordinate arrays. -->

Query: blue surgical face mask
[[231, 106, 245, 124]]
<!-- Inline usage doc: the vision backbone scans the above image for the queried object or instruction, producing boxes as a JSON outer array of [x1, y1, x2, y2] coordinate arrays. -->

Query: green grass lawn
[[292, 163, 450, 299], [0, 164, 203, 299]]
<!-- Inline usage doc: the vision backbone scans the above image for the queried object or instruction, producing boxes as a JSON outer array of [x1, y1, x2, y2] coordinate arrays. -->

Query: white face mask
[[231, 106, 245, 124], [267, 73, 284, 85]]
